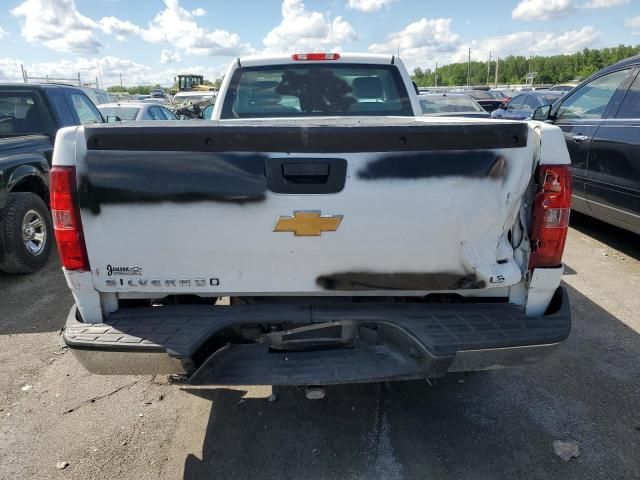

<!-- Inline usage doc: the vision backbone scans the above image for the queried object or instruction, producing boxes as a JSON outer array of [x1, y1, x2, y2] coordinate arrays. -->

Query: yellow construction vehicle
[[173, 74, 212, 94]]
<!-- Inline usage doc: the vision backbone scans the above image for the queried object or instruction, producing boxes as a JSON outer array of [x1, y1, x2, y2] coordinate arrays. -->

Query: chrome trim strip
[[587, 198, 640, 220]]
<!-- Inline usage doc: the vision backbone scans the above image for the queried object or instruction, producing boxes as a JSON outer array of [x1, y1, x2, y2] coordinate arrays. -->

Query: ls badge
[[273, 211, 343, 237]]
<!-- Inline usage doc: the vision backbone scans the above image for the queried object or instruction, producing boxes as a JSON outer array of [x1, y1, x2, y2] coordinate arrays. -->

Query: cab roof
[[0, 83, 87, 92], [609, 54, 640, 70], [237, 53, 395, 68]]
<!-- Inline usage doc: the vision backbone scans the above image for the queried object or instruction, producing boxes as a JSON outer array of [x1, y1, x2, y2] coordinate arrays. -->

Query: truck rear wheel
[[0, 192, 53, 274]]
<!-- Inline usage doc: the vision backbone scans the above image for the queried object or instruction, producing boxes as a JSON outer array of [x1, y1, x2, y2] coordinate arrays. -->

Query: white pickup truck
[[52, 53, 572, 386]]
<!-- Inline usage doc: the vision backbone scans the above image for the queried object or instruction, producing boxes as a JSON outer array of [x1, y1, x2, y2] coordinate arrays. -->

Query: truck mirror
[[532, 105, 551, 121], [106, 115, 121, 123]]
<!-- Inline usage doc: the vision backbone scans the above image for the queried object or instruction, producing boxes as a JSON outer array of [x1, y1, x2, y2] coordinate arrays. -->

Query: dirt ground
[[1, 212, 639, 480]]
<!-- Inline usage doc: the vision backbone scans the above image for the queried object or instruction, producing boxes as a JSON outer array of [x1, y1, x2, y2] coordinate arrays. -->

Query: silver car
[[98, 102, 178, 121]]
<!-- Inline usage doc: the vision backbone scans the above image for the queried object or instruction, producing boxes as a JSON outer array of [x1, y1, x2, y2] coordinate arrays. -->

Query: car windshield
[[99, 107, 140, 120], [221, 63, 413, 119], [420, 95, 484, 114]]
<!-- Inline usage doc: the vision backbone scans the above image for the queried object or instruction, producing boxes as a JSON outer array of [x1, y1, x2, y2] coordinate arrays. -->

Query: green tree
[[412, 45, 640, 87]]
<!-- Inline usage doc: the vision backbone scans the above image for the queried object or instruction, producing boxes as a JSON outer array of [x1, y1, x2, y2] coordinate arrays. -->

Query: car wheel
[[0, 192, 53, 274]]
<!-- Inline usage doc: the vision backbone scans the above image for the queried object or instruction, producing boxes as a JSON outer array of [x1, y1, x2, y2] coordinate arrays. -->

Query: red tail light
[[528, 165, 572, 269], [291, 53, 340, 61], [50, 166, 90, 271]]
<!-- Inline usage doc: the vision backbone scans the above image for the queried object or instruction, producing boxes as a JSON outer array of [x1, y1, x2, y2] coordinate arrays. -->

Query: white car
[[53, 53, 572, 386], [98, 102, 178, 121]]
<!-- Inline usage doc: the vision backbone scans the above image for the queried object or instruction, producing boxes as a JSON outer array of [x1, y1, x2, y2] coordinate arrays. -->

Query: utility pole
[[97, 60, 104, 90], [494, 56, 499, 87], [467, 48, 471, 87], [434, 61, 438, 87], [120, 73, 123, 88], [486, 51, 492, 85], [20, 64, 27, 83]]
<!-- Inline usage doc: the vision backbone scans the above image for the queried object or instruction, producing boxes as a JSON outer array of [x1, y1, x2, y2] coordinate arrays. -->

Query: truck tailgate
[[75, 118, 534, 296]]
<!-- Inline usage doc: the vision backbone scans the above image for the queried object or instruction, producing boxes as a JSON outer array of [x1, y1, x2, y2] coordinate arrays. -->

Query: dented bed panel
[[74, 120, 537, 298]]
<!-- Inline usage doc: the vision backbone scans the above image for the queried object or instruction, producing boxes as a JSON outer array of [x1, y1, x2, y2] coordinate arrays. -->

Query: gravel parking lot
[[1, 213, 639, 480]]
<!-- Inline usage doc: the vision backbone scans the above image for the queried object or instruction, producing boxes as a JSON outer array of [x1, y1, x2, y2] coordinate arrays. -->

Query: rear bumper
[[64, 287, 571, 385]]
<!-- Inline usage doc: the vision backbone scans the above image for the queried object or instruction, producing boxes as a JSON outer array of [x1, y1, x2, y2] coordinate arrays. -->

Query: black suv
[[537, 55, 640, 235], [0, 84, 103, 273]]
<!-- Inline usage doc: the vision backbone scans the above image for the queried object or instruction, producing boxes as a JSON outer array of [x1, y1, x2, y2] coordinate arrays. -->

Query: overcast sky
[[0, 0, 638, 87]]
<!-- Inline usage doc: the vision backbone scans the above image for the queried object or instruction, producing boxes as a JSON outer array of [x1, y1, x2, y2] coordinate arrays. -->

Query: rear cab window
[[221, 64, 413, 119], [0, 92, 46, 136]]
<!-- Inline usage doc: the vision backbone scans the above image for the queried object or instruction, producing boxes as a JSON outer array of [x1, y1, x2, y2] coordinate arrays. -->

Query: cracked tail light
[[528, 165, 572, 269], [291, 53, 341, 61], [50, 166, 90, 271]]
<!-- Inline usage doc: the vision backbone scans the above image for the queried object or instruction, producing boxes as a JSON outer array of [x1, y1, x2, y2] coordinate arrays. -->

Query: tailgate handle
[[266, 158, 347, 194], [282, 163, 330, 184]]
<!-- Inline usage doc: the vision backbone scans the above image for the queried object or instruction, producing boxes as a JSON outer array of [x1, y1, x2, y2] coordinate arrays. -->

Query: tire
[[0, 192, 53, 274]]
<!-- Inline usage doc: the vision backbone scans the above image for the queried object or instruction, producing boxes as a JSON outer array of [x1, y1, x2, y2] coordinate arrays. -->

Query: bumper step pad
[[190, 344, 421, 386], [64, 288, 570, 383]]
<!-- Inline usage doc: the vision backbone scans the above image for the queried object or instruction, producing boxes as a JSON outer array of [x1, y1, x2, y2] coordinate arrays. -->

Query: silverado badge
[[273, 211, 342, 237]]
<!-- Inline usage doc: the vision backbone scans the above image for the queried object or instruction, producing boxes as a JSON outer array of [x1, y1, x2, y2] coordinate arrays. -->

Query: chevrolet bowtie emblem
[[274, 211, 343, 237]]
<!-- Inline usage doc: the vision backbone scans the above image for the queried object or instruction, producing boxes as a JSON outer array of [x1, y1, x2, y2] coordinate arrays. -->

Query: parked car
[[456, 90, 503, 112], [418, 93, 490, 118], [0, 83, 103, 273], [492, 91, 564, 120], [150, 88, 166, 98], [98, 102, 178, 121], [55, 53, 571, 388], [533, 55, 640, 235]]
